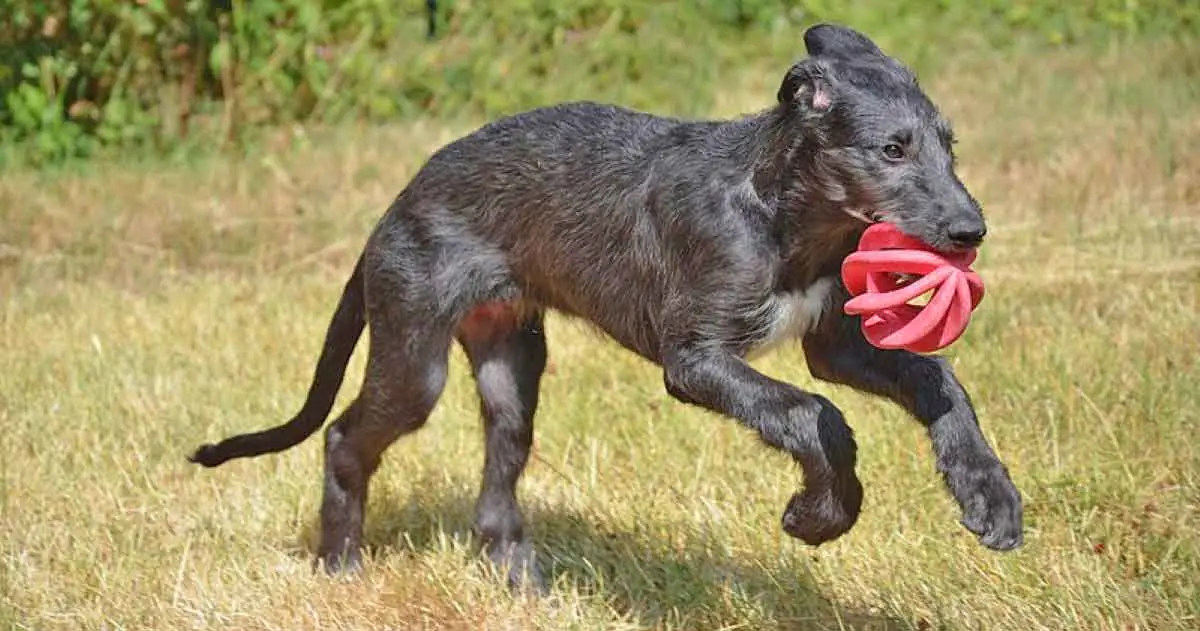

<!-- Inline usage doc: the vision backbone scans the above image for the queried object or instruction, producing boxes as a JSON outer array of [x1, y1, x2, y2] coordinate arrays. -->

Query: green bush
[[0, 0, 420, 163], [1, 0, 1195, 164]]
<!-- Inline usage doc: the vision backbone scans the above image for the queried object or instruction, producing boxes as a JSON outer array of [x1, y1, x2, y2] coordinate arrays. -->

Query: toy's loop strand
[[840, 223, 986, 353]]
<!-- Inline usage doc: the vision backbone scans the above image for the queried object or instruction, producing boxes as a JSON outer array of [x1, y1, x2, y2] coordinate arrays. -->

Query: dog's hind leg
[[457, 304, 548, 593], [317, 305, 453, 573]]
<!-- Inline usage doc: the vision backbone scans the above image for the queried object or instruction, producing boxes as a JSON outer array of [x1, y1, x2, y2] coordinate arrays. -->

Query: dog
[[189, 23, 1024, 591]]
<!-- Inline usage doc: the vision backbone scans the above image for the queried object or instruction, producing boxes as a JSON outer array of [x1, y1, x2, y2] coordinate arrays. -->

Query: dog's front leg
[[802, 305, 1024, 551], [663, 347, 864, 546]]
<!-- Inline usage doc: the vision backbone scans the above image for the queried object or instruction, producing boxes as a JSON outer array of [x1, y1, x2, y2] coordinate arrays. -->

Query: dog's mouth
[[845, 207, 884, 225], [845, 208, 972, 256], [847, 208, 942, 304]]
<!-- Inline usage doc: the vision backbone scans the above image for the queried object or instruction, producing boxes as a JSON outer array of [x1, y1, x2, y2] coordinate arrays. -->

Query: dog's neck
[[739, 108, 865, 292]]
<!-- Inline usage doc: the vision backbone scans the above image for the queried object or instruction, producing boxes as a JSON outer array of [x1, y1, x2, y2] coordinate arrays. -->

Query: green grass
[[3, 34, 1199, 631]]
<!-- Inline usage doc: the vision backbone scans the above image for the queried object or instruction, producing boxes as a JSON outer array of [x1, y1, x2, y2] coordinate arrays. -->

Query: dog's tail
[[188, 254, 367, 468]]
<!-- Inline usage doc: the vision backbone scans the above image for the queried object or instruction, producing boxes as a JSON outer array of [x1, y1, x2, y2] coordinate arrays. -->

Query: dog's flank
[[190, 23, 1022, 591]]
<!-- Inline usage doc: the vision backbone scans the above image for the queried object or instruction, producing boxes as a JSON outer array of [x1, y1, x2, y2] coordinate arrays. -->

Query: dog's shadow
[[294, 474, 907, 630]]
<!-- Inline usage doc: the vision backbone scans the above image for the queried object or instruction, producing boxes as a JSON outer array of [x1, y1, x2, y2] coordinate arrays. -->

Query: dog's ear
[[777, 59, 834, 113], [803, 23, 885, 61]]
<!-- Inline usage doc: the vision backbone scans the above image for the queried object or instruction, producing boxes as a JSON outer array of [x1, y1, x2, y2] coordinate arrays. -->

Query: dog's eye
[[882, 144, 905, 161]]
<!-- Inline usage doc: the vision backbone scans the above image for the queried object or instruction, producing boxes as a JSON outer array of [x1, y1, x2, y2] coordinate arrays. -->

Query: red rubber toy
[[841, 223, 985, 353]]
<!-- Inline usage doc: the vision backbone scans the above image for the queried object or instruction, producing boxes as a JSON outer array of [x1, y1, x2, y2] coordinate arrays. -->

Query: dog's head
[[776, 24, 986, 253]]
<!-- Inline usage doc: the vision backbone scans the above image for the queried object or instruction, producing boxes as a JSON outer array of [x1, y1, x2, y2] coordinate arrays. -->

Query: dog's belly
[[745, 276, 836, 359]]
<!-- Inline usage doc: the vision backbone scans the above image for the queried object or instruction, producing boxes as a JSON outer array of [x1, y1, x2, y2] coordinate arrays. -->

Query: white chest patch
[[745, 276, 836, 359]]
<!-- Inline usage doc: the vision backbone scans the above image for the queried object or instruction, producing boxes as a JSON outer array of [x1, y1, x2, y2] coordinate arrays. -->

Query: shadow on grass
[[293, 472, 910, 631]]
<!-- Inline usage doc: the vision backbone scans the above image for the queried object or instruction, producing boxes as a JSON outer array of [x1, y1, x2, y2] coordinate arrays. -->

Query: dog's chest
[[745, 276, 836, 359]]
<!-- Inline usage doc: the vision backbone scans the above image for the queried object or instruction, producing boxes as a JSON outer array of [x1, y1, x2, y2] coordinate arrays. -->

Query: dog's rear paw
[[488, 540, 548, 596], [950, 460, 1024, 551], [780, 477, 864, 546], [314, 549, 365, 578]]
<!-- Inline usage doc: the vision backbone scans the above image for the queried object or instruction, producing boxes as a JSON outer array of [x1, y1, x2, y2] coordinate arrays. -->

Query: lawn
[[2, 31, 1198, 631]]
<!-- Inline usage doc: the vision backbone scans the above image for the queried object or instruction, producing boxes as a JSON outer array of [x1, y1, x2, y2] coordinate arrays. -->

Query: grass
[[3, 32, 1199, 631]]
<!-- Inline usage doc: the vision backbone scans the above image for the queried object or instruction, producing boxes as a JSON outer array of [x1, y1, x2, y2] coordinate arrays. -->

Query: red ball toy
[[841, 222, 985, 353]]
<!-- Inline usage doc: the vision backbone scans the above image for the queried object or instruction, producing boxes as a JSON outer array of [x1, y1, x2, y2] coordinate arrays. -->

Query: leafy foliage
[[1, 0, 1195, 164]]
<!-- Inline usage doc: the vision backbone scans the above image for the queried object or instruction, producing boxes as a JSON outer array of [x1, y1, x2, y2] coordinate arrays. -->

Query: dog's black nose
[[947, 219, 987, 247]]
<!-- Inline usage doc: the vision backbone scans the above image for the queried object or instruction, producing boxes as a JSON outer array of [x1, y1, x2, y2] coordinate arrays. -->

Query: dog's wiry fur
[[189, 24, 1023, 590]]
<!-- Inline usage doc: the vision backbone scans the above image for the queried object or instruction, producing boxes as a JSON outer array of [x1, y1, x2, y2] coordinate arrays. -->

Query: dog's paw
[[948, 460, 1024, 551], [314, 548, 364, 578], [781, 476, 864, 546], [488, 540, 548, 596]]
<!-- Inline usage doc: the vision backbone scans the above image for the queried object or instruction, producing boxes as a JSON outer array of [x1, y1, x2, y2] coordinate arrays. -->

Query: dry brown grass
[[2, 36, 1198, 630]]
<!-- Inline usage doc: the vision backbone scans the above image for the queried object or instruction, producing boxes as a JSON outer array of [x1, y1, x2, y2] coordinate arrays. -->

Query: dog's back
[[370, 101, 779, 359]]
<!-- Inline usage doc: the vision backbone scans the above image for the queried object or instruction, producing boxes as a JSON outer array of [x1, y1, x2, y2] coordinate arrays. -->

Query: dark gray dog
[[190, 24, 1023, 590]]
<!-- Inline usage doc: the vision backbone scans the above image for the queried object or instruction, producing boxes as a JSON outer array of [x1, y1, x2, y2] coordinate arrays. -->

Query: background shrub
[[1, 0, 1195, 164]]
